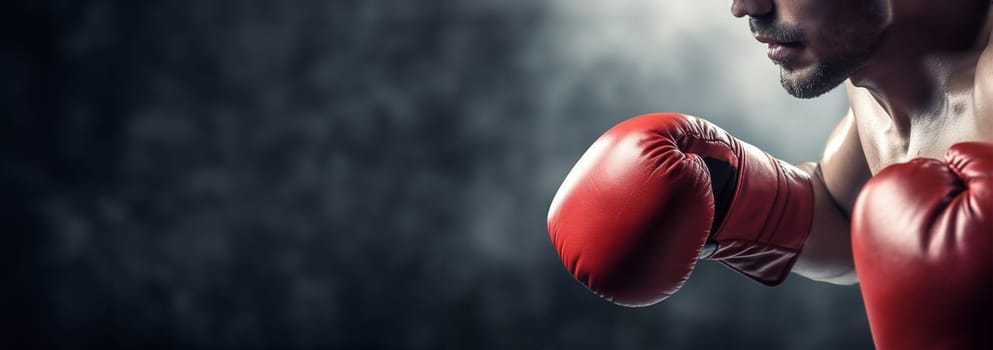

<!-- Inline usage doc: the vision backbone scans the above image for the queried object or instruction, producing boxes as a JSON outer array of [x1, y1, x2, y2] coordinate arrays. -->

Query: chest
[[851, 44, 993, 173], [851, 94, 992, 175]]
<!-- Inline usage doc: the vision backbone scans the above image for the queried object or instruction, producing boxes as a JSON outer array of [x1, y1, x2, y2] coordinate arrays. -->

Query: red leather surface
[[852, 142, 993, 350], [547, 113, 815, 306]]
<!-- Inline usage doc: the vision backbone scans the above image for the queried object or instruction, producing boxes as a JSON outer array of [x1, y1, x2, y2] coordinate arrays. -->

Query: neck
[[849, 4, 992, 132]]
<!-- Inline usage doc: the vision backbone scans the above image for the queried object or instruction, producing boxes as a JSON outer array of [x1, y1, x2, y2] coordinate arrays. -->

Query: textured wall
[[3, 1, 872, 348]]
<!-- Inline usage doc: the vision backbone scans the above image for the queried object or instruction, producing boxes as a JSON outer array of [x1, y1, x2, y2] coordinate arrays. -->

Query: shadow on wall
[[2, 1, 868, 349]]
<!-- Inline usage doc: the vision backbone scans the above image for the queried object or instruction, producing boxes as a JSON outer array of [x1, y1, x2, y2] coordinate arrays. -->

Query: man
[[547, 1, 992, 349]]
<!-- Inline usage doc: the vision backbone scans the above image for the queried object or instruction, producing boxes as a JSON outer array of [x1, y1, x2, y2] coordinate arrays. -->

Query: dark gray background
[[3, 1, 872, 349]]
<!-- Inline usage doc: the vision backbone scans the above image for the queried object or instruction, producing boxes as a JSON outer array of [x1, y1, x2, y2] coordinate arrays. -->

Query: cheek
[[807, 16, 884, 61], [813, 27, 864, 57], [800, 0, 887, 56]]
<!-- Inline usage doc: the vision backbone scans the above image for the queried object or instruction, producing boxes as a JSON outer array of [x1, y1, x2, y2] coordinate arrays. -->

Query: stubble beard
[[778, 31, 880, 99], [779, 62, 852, 99], [776, 0, 886, 99]]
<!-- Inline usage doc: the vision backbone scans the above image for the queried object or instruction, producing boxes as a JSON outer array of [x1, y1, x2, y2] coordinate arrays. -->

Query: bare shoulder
[[818, 104, 871, 213], [976, 32, 993, 131], [981, 30, 993, 80]]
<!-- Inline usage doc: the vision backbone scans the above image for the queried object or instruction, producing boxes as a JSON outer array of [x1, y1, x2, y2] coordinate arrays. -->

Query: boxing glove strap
[[705, 138, 815, 285]]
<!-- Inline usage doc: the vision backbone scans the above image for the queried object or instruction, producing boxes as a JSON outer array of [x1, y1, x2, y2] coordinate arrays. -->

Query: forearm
[[791, 162, 858, 285]]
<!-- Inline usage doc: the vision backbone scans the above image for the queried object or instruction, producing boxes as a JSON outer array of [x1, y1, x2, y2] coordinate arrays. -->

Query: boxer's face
[[733, 0, 890, 98]]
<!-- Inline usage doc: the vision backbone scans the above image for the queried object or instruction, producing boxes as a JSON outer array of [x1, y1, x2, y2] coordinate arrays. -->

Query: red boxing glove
[[852, 142, 993, 350], [547, 113, 815, 306]]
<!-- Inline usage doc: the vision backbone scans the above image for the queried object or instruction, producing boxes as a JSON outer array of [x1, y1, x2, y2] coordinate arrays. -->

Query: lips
[[766, 42, 802, 63], [754, 35, 804, 65]]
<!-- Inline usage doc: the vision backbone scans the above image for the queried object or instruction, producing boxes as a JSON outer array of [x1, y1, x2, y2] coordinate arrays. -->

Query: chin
[[779, 62, 850, 99]]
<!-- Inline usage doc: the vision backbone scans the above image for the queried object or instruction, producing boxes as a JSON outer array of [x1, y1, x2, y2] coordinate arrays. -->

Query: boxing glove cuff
[[699, 127, 816, 285]]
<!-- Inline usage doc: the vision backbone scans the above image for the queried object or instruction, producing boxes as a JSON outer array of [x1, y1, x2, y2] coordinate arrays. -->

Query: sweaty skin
[[730, 0, 993, 284]]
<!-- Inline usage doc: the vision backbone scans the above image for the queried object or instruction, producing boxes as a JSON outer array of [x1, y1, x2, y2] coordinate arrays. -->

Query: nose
[[730, 0, 773, 18]]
